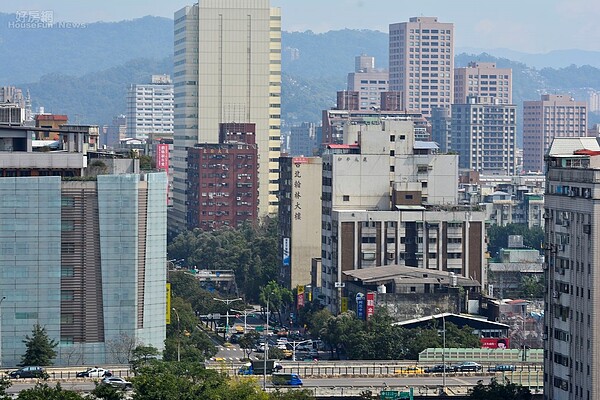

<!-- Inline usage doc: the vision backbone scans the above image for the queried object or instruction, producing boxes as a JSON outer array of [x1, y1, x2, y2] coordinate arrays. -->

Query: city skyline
[[0, 0, 600, 53]]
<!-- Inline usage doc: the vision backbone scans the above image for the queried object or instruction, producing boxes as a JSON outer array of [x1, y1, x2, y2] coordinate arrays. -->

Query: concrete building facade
[[279, 156, 322, 290], [320, 120, 487, 312], [172, 1, 281, 233], [389, 17, 454, 117], [451, 96, 517, 175], [523, 94, 587, 173], [543, 137, 600, 400], [186, 123, 258, 230], [0, 173, 167, 367], [126, 75, 174, 140], [454, 62, 512, 104], [346, 55, 389, 111]]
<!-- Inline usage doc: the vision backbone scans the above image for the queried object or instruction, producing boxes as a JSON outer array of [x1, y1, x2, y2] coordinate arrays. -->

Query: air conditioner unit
[[236, 197, 241, 201], [552, 291, 559, 298]]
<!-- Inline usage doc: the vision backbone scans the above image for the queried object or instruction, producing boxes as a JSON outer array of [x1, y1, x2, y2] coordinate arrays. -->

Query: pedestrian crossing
[[210, 346, 260, 361]]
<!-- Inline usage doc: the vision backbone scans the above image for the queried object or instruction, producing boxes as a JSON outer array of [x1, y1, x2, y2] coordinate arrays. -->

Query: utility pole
[[213, 297, 242, 340], [289, 339, 312, 362], [263, 292, 271, 391], [0, 296, 5, 369], [172, 307, 181, 362]]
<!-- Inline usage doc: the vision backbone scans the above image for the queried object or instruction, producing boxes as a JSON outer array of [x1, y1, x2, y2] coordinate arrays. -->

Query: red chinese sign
[[155, 144, 169, 171], [366, 292, 375, 320]]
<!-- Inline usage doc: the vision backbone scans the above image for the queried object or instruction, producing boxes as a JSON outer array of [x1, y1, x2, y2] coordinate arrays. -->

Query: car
[[488, 364, 516, 372], [101, 377, 133, 390], [8, 366, 45, 379], [395, 366, 424, 374], [76, 367, 112, 378], [454, 362, 483, 372], [424, 364, 453, 373]]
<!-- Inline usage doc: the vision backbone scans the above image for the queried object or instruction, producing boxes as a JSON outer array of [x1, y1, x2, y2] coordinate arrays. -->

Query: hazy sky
[[2, 0, 600, 53]]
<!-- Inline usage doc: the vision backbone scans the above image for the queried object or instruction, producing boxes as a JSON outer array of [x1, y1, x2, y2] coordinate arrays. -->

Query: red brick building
[[186, 123, 258, 230]]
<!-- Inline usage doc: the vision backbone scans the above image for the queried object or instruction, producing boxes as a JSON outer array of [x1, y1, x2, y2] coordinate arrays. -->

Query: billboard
[[366, 292, 375, 320], [341, 297, 348, 313], [356, 293, 365, 320], [282, 237, 290, 266], [297, 285, 304, 309], [155, 143, 169, 171], [480, 338, 510, 349], [166, 283, 171, 324]]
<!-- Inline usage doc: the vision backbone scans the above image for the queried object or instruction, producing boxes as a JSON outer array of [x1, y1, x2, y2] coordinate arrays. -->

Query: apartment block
[[320, 119, 486, 312], [389, 17, 454, 117], [289, 122, 319, 157], [126, 75, 173, 140], [454, 62, 512, 104], [279, 156, 322, 290], [346, 55, 389, 111], [543, 137, 600, 400], [430, 106, 451, 152], [452, 96, 517, 175], [186, 123, 258, 231], [172, 1, 281, 233], [523, 94, 587, 173]]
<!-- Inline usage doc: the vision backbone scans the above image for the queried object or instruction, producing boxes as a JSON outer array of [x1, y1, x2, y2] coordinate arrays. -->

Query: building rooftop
[[343, 264, 480, 287]]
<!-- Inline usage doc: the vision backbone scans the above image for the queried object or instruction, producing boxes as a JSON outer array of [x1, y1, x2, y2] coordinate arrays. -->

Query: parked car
[[9, 366, 46, 379], [101, 377, 133, 390], [76, 367, 112, 378], [424, 364, 453, 373], [488, 364, 516, 372], [454, 362, 482, 372]]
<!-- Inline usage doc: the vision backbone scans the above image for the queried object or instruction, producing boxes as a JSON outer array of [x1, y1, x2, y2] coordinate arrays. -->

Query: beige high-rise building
[[170, 1, 281, 233], [454, 62, 512, 104], [523, 94, 587, 173], [389, 17, 454, 117]]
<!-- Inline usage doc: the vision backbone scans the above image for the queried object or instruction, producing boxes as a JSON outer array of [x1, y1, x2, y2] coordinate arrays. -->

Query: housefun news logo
[[8, 10, 87, 29]]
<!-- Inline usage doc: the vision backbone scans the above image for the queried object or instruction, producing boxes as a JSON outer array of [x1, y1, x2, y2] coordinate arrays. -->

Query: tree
[[130, 345, 160, 372], [20, 323, 58, 366], [259, 281, 293, 326], [0, 377, 12, 400], [519, 275, 544, 299], [269, 389, 315, 400], [238, 332, 260, 359], [468, 377, 532, 400], [16, 383, 84, 400], [90, 382, 124, 400], [106, 332, 140, 364], [487, 224, 543, 260]]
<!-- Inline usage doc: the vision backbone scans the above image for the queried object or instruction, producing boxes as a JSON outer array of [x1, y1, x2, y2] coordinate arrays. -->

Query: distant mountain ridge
[[1, 15, 600, 130]]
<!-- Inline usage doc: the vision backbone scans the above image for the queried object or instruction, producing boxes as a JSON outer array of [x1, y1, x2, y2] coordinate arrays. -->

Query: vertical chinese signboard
[[366, 292, 375, 320], [297, 285, 305, 309], [282, 237, 290, 266], [155, 143, 169, 171], [356, 292, 365, 320], [292, 157, 307, 222], [166, 282, 171, 324]]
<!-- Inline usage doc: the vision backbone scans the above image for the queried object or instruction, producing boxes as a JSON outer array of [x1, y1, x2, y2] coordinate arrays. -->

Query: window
[[61, 290, 74, 301], [61, 314, 74, 324], [343, 195, 350, 202], [61, 267, 74, 277]]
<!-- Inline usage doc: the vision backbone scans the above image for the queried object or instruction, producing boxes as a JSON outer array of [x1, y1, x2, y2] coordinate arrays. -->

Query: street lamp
[[0, 296, 5, 369], [172, 307, 181, 362], [263, 291, 272, 391], [289, 339, 312, 362], [435, 308, 446, 395], [213, 297, 242, 340]]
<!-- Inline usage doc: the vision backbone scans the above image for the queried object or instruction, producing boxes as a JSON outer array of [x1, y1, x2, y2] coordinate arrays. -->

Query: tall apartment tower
[[346, 55, 389, 111], [126, 75, 174, 140], [523, 94, 587, 173], [454, 62, 512, 104], [389, 17, 454, 117], [452, 96, 517, 175], [171, 1, 282, 233], [544, 137, 600, 400]]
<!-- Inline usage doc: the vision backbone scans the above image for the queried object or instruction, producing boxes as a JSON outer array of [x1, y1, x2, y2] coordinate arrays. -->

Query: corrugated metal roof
[[548, 137, 600, 156], [414, 141, 439, 149]]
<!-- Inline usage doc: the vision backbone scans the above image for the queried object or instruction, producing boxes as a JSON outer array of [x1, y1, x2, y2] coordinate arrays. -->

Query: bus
[[271, 373, 303, 386]]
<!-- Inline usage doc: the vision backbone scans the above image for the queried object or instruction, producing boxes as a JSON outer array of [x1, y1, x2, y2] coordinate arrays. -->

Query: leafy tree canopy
[[17, 383, 84, 400], [487, 224, 543, 260], [468, 377, 532, 400]]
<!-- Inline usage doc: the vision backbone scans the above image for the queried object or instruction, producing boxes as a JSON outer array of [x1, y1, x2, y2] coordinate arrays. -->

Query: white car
[[76, 367, 112, 378]]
